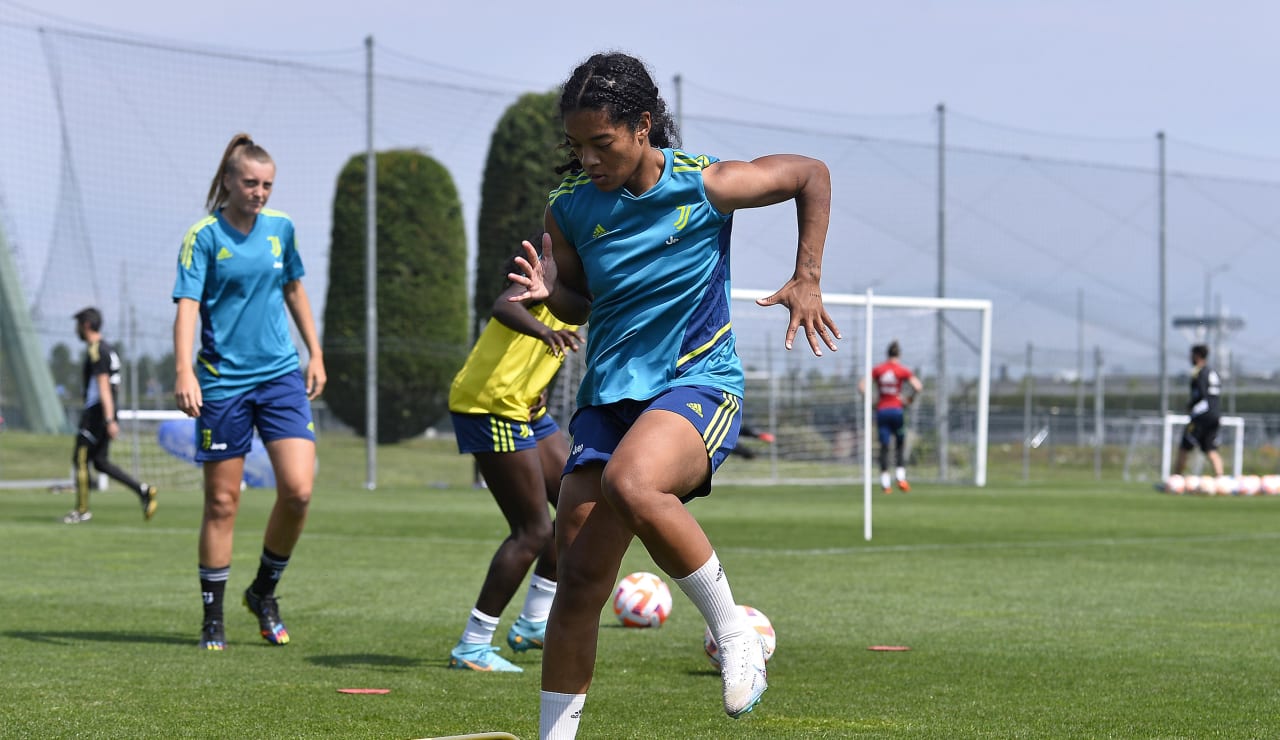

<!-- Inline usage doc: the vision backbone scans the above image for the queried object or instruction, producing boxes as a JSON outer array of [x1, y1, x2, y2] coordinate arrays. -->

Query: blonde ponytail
[[205, 133, 273, 213]]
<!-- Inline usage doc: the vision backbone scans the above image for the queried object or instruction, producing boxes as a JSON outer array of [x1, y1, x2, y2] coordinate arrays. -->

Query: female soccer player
[[446, 248, 581, 673], [172, 133, 326, 651], [508, 52, 841, 739], [858, 340, 924, 493]]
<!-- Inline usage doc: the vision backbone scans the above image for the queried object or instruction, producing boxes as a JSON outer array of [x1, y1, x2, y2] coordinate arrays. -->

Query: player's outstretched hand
[[508, 233, 556, 303], [757, 277, 841, 356]]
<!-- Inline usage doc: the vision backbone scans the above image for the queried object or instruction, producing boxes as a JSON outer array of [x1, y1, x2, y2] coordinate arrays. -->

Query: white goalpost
[[1159, 414, 1245, 480], [729, 288, 993, 541], [117, 408, 202, 493]]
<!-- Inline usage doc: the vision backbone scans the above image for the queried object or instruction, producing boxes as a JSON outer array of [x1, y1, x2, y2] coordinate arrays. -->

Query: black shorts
[[76, 405, 110, 447], [1180, 415, 1220, 453]]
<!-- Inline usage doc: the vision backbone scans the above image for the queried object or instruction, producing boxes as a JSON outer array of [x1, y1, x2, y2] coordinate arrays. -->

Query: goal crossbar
[[731, 288, 993, 541], [1160, 414, 1245, 480]]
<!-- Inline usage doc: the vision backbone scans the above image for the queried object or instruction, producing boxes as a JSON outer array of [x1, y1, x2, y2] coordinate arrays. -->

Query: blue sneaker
[[506, 617, 546, 652], [448, 643, 522, 672]]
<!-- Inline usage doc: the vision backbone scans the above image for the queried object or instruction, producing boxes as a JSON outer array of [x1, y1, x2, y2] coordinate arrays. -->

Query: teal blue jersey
[[548, 148, 744, 406], [172, 208, 305, 400]]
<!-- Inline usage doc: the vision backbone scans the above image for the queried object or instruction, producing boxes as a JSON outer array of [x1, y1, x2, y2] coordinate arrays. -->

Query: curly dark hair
[[555, 52, 679, 173]]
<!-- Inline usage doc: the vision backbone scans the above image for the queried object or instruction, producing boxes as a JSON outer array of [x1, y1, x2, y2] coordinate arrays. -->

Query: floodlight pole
[[935, 103, 950, 481], [673, 74, 683, 134], [364, 35, 378, 490], [1156, 131, 1168, 417]]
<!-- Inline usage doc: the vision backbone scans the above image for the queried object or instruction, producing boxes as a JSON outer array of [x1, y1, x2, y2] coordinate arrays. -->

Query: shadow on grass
[[5, 629, 191, 646], [308, 653, 427, 670]]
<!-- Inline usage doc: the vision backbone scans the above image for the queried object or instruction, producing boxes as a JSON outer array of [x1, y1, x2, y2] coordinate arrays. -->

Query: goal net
[[117, 409, 203, 493], [719, 290, 992, 492]]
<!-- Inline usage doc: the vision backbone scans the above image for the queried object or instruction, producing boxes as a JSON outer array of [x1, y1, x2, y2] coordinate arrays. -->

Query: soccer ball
[[1262, 475, 1280, 495], [1165, 474, 1186, 494], [1215, 475, 1238, 495], [703, 604, 776, 668], [1185, 475, 1201, 494], [613, 571, 673, 628], [1239, 475, 1261, 496]]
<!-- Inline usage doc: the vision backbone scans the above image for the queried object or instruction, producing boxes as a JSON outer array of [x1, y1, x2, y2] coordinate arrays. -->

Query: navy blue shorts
[[452, 412, 560, 454], [195, 370, 315, 462], [564, 385, 742, 501], [876, 407, 905, 446]]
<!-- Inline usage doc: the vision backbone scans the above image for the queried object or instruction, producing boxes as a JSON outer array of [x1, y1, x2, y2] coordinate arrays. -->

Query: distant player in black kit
[[1171, 343, 1224, 479], [63, 307, 158, 523]]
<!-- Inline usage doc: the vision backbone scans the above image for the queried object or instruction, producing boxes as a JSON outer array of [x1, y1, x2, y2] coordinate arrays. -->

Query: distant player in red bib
[[859, 340, 923, 493]]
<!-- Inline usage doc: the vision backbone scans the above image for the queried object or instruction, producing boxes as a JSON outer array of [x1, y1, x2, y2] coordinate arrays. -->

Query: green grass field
[[2, 431, 1278, 739]]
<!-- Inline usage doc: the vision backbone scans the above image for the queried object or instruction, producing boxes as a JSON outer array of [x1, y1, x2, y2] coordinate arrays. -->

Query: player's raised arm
[[703, 155, 841, 356]]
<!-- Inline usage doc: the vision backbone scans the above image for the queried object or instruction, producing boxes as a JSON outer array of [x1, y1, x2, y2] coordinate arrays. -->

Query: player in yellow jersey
[[446, 248, 582, 673]]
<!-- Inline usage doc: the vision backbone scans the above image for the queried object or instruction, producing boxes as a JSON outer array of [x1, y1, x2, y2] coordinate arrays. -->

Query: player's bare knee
[[514, 518, 554, 553], [204, 493, 238, 521], [279, 489, 311, 516]]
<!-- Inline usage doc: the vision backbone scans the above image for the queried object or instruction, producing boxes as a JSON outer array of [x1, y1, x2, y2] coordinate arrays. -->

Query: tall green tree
[[48, 342, 77, 397], [323, 150, 468, 442], [473, 90, 564, 323]]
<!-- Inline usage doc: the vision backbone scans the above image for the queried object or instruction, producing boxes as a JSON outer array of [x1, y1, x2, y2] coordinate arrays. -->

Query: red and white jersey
[[871, 360, 915, 411]]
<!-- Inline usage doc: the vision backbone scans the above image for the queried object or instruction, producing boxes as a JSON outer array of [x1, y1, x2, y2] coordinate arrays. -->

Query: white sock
[[459, 607, 499, 645], [896, 466, 907, 482], [881, 471, 892, 489], [540, 690, 586, 740], [520, 574, 557, 623], [673, 552, 745, 642]]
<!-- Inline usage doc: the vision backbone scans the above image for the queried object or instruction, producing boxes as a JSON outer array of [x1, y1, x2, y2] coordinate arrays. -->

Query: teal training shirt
[[172, 208, 305, 400], [548, 148, 744, 406]]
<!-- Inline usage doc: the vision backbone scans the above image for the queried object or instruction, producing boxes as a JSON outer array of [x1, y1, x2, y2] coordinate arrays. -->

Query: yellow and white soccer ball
[[612, 571, 673, 628], [703, 604, 776, 668]]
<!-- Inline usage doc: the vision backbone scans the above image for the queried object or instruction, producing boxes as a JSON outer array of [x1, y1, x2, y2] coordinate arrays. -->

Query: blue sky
[[4, 0, 1279, 376], [12, 0, 1280, 164]]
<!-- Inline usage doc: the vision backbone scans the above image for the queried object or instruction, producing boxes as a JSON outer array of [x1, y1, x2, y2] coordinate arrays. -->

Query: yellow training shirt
[[448, 303, 578, 421]]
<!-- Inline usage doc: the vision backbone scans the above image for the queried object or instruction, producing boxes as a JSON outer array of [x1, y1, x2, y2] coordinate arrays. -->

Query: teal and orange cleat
[[448, 643, 523, 672], [506, 617, 546, 653]]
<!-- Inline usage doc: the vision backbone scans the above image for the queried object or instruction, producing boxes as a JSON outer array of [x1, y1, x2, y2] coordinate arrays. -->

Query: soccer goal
[[117, 409, 203, 493], [1122, 414, 1246, 482], [724, 289, 992, 539]]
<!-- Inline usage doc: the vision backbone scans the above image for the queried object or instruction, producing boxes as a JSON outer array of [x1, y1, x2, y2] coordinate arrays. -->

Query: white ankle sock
[[520, 574, 557, 623], [673, 552, 745, 642], [460, 607, 499, 645], [540, 690, 586, 739]]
